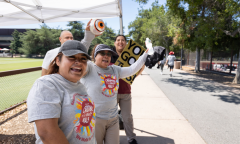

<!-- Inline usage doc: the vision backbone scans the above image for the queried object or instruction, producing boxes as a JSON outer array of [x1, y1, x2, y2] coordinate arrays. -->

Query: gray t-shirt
[[80, 52, 148, 120], [27, 74, 96, 144], [167, 55, 176, 66], [81, 62, 121, 120]]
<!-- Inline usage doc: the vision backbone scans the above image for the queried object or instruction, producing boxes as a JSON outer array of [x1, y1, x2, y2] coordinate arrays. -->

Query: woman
[[110, 35, 144, 144], [27, 40, 97, 144], [157, 56, 166, 75], [165, 51, 176, 77], [80, 44, 148, 144]]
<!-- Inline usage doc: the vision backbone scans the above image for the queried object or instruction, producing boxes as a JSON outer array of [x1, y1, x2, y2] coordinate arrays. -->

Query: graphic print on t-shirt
[[98, 73, 119, 97], [73, 94, 95, 140]]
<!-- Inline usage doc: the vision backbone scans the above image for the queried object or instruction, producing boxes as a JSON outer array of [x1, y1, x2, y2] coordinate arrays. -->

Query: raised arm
[[81, 20, 102, 51], [119, 52, 148, 79], [81, 31, 95, 51]]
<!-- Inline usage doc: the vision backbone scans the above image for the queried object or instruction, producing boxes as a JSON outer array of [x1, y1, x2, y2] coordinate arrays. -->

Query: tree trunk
[[232, 49, 240, 84], [166, 48, 169, 58], [195, 47, 200, 72]]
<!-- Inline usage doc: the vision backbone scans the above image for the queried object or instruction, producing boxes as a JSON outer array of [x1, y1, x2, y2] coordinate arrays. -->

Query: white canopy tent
[[0, 0, 123, 33]]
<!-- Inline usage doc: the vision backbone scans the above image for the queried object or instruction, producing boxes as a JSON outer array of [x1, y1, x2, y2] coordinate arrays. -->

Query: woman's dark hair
[[47, 53, 63, 75], [91, 44, 99, 62], [115, 35, 126, 41]]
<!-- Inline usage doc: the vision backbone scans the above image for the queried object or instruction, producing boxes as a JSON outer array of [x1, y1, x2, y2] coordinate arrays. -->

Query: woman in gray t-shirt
[[80, 44, 148, 144], [27, 40, 97, 144]]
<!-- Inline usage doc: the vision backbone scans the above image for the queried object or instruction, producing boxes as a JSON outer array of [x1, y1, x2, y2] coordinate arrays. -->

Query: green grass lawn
[[0, 58, 43, 72], [0, 58, 43, 111], [0, 71, 41, 111]]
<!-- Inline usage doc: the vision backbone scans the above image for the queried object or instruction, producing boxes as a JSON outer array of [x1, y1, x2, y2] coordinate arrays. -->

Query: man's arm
[[41, 68, 48, 76], [35, 118, 69, 144], [165, 60, 168, 65]]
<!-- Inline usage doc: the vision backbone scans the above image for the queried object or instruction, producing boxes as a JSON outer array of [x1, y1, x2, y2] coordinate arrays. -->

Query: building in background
[[0, 28, 35, 49]]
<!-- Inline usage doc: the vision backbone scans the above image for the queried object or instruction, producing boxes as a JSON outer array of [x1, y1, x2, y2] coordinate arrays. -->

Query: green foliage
[[128, 2, 175, 50], [88, 24, 117, 55], [134, 0, 150, 4], [19, 25, 61, 57], [10, 30, 22, 55], [67, 21, 85, 41], [167, 0, 240, 52]]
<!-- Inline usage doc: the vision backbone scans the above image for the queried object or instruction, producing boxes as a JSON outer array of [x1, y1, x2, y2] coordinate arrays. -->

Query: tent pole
[[119, 14, 123, 35]]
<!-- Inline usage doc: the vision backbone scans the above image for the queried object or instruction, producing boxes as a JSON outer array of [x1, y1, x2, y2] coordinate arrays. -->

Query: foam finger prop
[[90, 19, 105, 35]]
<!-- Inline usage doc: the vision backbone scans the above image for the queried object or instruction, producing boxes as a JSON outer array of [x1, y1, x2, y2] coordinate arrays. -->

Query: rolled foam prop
[[90, 19, 105, 35]]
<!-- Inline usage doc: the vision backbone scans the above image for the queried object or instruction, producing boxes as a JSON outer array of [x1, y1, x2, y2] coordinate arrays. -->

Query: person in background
[[28, 40, 97, 144], [165, 51, 176, 77], [109, 35, 145, 144], [157, 55, 166, 75], [41, 20, 95, 76]]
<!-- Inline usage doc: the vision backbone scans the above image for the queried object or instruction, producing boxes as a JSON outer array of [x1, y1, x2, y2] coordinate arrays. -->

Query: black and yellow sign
[[114, 39, 146, 85]]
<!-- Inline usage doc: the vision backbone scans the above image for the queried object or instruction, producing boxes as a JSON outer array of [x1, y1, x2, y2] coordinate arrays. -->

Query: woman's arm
[[35, 118, 69, 144], [81, 20, 102, 51], [136, 65, 145, 77], [119, 52, 148, 79], [81, 31, 95, 51]]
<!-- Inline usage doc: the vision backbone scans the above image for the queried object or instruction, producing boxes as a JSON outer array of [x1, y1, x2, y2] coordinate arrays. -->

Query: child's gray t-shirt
[[81, 62, 121, 120], [167, 55, 176, 66], [80, 52, 148, 120], [27, 74, 96, 144]]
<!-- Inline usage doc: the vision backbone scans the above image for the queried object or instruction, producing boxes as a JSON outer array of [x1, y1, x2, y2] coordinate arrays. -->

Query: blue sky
[[0, 0, 167, 35]]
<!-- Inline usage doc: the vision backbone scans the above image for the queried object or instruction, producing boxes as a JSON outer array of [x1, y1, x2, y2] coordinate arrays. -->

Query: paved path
[[119, 68, 206, 144], [142, 66, 240, 144]]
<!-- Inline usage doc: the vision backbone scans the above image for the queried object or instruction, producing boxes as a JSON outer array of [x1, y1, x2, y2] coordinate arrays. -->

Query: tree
[[10, 30, 22, 57], [167, 0, 240, 72], [67, 21, 85, 41], [19, 25, 61, 57], [128, 2, 175, 54]]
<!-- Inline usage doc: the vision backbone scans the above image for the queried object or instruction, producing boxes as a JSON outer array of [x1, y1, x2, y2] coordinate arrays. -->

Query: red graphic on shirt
[[99, 73, 119, 97], [80, 101, 94, 126], [104, 77, 117, 89]]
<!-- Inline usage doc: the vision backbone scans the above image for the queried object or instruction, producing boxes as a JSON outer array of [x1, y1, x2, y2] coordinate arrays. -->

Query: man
[[41, 30, 73, 76], [111, 35, 145, 144], [41, 20, 95, 76]]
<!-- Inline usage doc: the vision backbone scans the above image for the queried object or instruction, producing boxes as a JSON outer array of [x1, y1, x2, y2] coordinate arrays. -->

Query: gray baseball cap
[[59, 40, 91, 60], [94, 44, 118, 58]]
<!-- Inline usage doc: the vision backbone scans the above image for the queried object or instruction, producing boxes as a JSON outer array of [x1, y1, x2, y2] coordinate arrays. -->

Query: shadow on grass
[[120, 128, 175, 144], [162, 77, 240, 104]]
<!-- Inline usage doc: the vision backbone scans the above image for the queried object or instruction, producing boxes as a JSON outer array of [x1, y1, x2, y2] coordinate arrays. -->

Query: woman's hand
[[145, 49, 149, 53], [85, 19, 102, 37]]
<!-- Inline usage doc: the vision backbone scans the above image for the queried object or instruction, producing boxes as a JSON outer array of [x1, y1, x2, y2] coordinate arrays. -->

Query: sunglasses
[[98, 51, 112, 57]]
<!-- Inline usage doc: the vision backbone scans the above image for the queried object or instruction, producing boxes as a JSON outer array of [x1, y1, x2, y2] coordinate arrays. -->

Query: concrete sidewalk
[[119, 71, 206, 144]]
